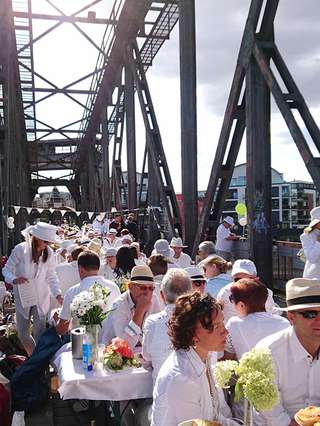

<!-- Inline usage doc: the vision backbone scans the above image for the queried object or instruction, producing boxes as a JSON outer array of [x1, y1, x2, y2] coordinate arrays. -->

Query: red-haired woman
[[3, 222, 62, 355], [224, 278, 289, 360]]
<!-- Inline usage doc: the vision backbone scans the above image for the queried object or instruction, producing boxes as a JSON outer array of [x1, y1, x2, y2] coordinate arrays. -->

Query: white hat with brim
[[170, 237, 188, 248], [231, 259, 257, 277], [130, 265, 154, 286], [102, 247, 117, 257], [184, 266, 205, 281], [308, 206, 320, 228], [154, 239, 171, 258], [223, 216, 234, 226], [30, 222, 60, 243], [108, 229, 118, 235], [87, 240, 102, 255], [282, 277, 320, 311]]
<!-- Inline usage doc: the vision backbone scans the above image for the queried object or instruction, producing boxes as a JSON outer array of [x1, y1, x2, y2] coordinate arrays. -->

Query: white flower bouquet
[[214, 347, 279, 412], [70, 282, 112, 326]]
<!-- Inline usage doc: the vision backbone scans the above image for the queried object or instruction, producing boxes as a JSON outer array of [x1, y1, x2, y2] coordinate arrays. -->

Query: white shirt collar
[[80, 275, 101, 287], [184, 347, 207, 377], [290, 327, 317, 361]]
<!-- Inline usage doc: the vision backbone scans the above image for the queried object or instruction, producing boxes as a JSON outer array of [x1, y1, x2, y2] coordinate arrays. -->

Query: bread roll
[[295, 406, 320, 426]]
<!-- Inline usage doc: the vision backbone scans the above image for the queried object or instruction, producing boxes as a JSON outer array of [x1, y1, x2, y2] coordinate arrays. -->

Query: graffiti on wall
[[252, 190, 270, 235]]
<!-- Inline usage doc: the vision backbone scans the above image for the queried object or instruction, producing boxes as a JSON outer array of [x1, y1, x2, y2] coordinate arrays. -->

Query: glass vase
[[85, 324, 100, 364], [243, 398, 253, 426]]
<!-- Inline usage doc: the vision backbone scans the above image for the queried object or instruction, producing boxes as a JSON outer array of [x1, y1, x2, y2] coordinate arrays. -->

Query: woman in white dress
[[151, 292, 239, 426], [2, 222, 62, 355], [300, 206, 320, 279]]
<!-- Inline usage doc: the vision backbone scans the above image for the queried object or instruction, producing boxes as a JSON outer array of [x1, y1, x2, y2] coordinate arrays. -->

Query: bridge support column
[[125, 63, 137, 210], [179, 0, 198, 250], [246, 56, 273, 288]]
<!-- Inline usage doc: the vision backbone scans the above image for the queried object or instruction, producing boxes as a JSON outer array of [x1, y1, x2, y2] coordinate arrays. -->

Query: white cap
[[30, 222, 60, 243], [232, 259, 257, 277], [108, 229, 117, 235]]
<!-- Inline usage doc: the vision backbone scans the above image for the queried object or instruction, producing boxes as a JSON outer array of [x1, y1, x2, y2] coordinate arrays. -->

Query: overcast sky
[[26, 0, 320, 194]]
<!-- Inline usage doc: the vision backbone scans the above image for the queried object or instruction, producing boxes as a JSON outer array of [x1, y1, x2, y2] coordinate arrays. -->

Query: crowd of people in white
[[2, 208, 320, 426]]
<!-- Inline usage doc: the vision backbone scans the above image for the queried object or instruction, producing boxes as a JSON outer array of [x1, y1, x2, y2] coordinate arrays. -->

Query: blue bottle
[[82, 334, 93, 371]]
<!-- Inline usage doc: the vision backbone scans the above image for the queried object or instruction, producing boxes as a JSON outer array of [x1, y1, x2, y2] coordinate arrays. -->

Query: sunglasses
[[136, 285, 154, 292], [296, 310, 320, 319], [193, 280, 206, 287], [229, 294, 235, 303]]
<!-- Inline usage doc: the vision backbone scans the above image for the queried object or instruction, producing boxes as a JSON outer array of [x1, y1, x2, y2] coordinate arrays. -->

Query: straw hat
[[283, 278, 320, 311], [30, 222, 60, 243], [170, 237, 187, 248], [130, 265, 154, 285], [184, 266, 205, 281], [87, 239, 102, 255]]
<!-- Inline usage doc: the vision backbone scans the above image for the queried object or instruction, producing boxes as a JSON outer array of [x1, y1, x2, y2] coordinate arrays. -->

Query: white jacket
[[300, 229, 320, 279], [2, 242, 61, 319]]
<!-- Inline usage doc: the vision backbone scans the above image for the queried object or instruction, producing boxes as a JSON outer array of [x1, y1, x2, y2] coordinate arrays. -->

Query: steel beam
[[179, 0, 198, 251], [101, 111, 111, 210], [246, 56, 273, 287], [125, 62, 137, 209]]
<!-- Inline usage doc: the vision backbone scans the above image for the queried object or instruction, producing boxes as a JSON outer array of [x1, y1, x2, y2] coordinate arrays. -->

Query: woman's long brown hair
[[31, 237, 48, 263]]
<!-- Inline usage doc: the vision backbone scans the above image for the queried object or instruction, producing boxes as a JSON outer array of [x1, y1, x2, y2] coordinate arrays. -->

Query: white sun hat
[[170, 237, 187, 248], [30, 222, 60, 243], [223, 216, 234, 226], [308, 206, 320, 228]]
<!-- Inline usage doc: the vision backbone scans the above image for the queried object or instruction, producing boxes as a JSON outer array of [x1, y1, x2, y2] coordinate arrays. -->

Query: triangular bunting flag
[[49, 208, 54, 213], [38, 208, 44, 213], [26, 207, 32, 214], [60, 210, 66, 216], [76, 211, 82, 217], [13, 206, 20, 215], [88, 212, 94, 220]]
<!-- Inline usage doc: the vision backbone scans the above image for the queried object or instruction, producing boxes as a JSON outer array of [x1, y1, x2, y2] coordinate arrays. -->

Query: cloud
[[152, 0, 320, 114]]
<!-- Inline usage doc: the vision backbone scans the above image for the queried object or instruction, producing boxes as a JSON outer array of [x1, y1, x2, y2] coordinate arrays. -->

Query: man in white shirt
[[169, 237, 192, 269], [57, 251, 120, 326], [217, 259, 279, 323], [142, 268, 191, 384], [257, 278, 320, 426], [101, 264, 161, 348], [215, 216, 239, 261]]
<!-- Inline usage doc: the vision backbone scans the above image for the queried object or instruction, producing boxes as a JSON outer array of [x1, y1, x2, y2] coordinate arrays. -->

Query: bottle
[[82, 334, 93, 371]]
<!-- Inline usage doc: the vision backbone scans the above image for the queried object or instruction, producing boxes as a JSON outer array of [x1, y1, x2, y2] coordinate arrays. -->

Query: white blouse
[[225, 312, 290, 359], [2, 242, 61, 318], [151, 348, 239, 426]]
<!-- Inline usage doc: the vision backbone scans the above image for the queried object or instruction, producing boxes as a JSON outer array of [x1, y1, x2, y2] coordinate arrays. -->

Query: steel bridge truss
[[192, 0, 320, 285], [1, 0, 320, 267]]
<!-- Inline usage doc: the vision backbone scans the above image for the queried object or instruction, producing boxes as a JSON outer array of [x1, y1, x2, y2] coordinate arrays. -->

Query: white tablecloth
[[53, 343, 153, 401]]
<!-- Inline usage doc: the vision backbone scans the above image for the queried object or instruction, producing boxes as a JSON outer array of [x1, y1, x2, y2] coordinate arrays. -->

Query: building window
[[272, 186, 279, 197]]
